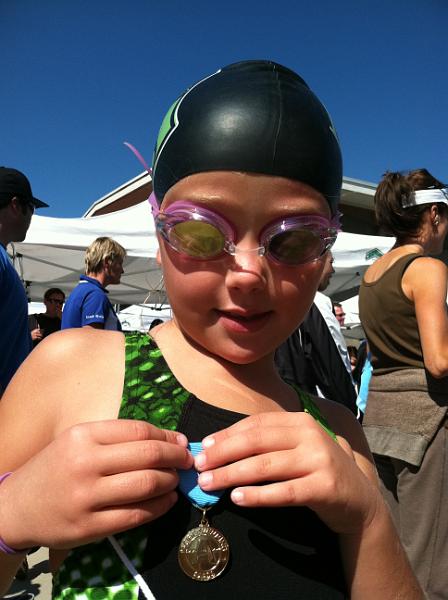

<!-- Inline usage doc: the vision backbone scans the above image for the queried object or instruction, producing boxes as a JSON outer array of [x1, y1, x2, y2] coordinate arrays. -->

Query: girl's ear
[[156, 248, 162, 266]]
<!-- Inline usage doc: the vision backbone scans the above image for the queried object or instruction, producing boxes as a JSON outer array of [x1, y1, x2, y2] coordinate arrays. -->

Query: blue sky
[[2, 0, 447, 218]]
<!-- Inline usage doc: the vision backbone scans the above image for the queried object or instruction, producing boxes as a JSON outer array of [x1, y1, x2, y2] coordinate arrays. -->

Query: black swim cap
[[152, 60, 342, 215]]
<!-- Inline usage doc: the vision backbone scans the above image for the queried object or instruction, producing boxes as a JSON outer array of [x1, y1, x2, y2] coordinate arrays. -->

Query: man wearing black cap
[[0, 167, 48, 396]]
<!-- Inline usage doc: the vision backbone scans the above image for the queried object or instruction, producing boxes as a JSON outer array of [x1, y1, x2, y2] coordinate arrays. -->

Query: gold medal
[[178, 507, 230, 581]]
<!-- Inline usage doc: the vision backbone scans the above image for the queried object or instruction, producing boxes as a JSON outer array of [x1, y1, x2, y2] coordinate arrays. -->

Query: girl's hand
[[194, 411, 380, 535], [0, 419, 193, 550]]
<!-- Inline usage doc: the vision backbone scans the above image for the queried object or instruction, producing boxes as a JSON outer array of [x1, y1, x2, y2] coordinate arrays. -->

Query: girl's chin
[[207, 336, 276, 365], [216, 350, 271, 366], [174, 319, 285, 365]]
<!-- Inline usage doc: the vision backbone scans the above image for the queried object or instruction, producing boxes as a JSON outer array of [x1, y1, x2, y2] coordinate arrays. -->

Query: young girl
[[0, 60, 421, 599]]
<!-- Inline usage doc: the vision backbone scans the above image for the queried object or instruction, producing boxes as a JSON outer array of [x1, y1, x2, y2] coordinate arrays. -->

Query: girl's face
[[158, 171, 331, 364]]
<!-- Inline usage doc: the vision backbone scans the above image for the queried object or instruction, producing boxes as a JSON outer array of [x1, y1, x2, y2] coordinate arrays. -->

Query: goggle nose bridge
[[224, 241, 266, 257]]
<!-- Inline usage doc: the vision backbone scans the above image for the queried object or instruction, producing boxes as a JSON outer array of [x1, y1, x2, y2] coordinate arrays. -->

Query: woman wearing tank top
[[359, 169, 448, 600]]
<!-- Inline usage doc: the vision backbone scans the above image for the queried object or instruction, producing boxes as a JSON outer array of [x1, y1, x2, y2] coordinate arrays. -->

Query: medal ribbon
[[178, 442, 225, 507], [109, 445, 226, 596]]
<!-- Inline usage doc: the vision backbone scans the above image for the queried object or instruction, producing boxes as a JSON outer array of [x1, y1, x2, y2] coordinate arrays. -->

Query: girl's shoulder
[[311, 395, 359, 437], [41, 326, 124, 355], [312, 396, 376, 481], [0, 329, 126, 448]]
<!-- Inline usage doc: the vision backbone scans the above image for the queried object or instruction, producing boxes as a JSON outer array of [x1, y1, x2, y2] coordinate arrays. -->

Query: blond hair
[[84, 237, 126, 274]]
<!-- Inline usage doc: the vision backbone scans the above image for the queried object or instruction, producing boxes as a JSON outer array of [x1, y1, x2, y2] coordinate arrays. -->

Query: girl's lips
[[216, 309, 272, 333]]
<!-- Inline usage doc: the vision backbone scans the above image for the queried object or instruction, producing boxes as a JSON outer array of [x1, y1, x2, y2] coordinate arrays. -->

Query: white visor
[[402, 187, 448, 208]]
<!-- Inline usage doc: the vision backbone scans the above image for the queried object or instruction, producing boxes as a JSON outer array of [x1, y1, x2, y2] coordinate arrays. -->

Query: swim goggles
[[150, 196, 340, 266]]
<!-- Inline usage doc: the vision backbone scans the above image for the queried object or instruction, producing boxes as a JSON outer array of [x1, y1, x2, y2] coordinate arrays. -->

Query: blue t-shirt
[[0, 244, 32, 391], [61, 275, 122, 331], [356, 352, 372, 414]]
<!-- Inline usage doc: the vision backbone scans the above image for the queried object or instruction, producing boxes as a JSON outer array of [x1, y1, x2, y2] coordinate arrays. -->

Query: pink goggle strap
[[123, 141, 160, 217], [330, 211, 342, 231], [123, 141, 152, 175], [148, 192, 160, 218]]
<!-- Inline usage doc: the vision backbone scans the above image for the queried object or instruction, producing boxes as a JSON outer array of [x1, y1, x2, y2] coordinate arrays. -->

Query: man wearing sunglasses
[[0, 166, 49, 396], [29, 288, 65, 348]]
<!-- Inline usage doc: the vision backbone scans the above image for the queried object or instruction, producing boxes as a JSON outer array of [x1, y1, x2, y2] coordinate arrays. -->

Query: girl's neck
[[152, 321, 300, 414]]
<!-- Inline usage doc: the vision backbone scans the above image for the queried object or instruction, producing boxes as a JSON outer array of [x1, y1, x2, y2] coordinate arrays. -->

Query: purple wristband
[[0, 472, 31, 554]]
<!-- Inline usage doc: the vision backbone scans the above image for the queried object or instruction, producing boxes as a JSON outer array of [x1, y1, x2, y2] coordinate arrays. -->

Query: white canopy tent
[[11, 201, 164, 305], [118, 303, 172, 331], [327, 231, 393, 299], [329, 232, 395, 341], [10, 201, 394, 308]]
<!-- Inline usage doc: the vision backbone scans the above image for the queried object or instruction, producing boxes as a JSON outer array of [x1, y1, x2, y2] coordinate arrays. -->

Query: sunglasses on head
[[154, 200, 339, 266]]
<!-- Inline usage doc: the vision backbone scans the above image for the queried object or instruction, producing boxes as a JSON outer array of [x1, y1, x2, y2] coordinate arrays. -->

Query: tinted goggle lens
[[169, 220, 225, 259], [267, 229, 326, 265]]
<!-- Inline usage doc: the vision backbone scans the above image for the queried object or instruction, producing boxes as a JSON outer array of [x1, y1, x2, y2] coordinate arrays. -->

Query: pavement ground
[[4, 547, 52, 600]]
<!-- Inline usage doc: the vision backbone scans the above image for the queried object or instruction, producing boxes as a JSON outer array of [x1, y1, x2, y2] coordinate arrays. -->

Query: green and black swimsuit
[[54, 332, 347, 600]]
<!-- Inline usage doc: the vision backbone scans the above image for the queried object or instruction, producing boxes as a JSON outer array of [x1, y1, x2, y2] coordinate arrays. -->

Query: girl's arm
[[403, 257, 448, 378], [0, 329, 192, 594], [193, 405, 423, 599]]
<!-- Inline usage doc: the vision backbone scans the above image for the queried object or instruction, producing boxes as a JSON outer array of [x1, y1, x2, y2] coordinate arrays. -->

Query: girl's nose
[[225, 243, 268, 292]]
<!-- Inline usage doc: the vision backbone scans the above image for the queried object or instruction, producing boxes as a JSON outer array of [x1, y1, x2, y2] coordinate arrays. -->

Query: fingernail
[[176, 433, 188, 446], [203, 436, 215, 448], [198, 472, 213, 488], [231, 489, 244, 505], [195, 453, 206, 469]]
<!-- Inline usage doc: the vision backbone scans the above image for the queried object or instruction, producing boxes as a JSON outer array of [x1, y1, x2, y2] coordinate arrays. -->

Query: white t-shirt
[[313, 291, 353, 378]]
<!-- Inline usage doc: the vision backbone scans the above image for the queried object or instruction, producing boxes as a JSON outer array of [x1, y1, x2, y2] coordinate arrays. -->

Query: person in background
[[347, 345, 358, 371], [359, 168, 448, 599], [313, 252, 353, 377], [61, 237, 125, 331], [353, 339, 372, 418], [0, 166, 49, 581], [148, 317, 164, 330], [333, 302, 345, 327], [29, 288, 65, 348], [276, 251, 358, 414], [0, 167, 48, 395]]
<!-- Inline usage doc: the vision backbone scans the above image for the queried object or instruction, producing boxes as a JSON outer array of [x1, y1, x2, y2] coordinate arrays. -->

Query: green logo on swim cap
[[154, 97, 181, 158], [152, 70, 221, 181]]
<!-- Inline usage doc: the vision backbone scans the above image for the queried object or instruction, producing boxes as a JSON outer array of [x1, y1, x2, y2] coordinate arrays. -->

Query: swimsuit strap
[[292, 384, 338, 442], [119, 331, 190, 429]]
